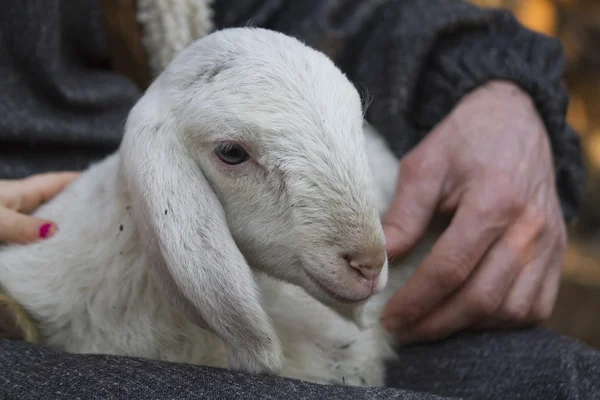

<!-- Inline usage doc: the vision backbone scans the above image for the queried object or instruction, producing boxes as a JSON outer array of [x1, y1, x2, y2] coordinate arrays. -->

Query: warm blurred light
[[469, 0, 507, 7], [469, 0, 557, 36], [515, 0, 557, 36], [588, 132, 600, 169], [560, 30, 582, 65], [564, 245, 600, 285], [568, 95, 589, 135]]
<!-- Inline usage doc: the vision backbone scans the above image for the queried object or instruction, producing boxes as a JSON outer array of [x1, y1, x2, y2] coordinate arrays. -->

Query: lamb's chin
[[299, 282, 372, 330]]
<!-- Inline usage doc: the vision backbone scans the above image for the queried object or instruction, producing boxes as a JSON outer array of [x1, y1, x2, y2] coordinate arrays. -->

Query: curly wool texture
[[136, 0, 214, 78]]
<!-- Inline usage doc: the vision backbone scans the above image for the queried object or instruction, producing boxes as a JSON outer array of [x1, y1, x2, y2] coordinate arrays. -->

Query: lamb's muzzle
[[345, 248, 387, 281]]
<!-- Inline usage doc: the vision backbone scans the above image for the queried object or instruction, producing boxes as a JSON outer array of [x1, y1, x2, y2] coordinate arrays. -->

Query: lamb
[[0, 27, 440, 387]]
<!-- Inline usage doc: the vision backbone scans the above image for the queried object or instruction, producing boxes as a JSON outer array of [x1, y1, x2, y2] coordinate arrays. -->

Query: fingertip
[[19, 219, 58, 244], [56, 171, 81, 184], [382, 224, 408, 258]]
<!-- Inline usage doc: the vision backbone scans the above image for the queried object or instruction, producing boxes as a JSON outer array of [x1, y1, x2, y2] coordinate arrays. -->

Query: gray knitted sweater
[[0, 0, 586, 222]]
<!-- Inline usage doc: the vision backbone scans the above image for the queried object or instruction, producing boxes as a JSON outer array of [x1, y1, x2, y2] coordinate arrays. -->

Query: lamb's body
[[0, 28, 437, 387], [0, 126, 425, 386]]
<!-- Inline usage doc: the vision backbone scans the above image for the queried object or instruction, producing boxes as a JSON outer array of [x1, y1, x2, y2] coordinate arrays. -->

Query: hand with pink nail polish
[[0, 172, 80, 244]]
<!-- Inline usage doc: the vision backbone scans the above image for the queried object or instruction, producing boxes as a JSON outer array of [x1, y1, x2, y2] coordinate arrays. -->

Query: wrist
[[467, 80, 542, 125], [475, 81, 533, 104]]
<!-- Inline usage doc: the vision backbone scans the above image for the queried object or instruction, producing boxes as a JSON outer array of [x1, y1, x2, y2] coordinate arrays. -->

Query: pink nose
[[344, 251, 386, 281]]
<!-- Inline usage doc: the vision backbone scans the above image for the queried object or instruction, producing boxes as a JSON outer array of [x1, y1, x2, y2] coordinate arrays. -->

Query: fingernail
[[39, 223, 57, 239]]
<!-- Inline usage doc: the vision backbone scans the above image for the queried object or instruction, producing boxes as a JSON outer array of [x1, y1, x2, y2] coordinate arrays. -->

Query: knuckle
[[524, 204, 548, 233], [470, 289, 504, 316], [502, 301, 531, 322], [474, 203, 508, 231], [1, 195, 21, 211], [500, 206, 548, 267], [401, 149, 441, 183], [505, 232, 528, 256], [476, 178, 524, 223], [494, 179, 523, 208], [434, 258, 471, 290], [505, 229, 539, 267]]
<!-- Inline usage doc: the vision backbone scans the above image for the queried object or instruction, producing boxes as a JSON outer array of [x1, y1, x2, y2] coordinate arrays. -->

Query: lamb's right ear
[[119, 95, 282, 374]]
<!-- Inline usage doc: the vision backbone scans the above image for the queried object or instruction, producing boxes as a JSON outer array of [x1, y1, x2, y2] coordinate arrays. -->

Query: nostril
[[352, 265, 381, 280], [343, 254, 383, 281]]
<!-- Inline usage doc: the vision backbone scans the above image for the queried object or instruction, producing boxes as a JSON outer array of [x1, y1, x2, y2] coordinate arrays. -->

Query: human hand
[[379, 81, 567, 344], [0, 172, 80, 244]]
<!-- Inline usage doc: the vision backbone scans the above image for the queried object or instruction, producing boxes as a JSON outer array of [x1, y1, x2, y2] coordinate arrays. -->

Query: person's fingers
[[495, 228, 559, 325], [380, 195, 512, 332], [381, 144, 448, 258], [0, 172, 80, 213], [528, 213, 567, 323], [531, 252, 562, 322], [392, 208, 545, 344], [472, 250, 561, 331], [0, 206, 58, 244]]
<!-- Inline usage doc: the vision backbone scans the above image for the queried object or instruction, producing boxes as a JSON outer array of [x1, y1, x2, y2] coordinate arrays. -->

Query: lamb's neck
[[33, 151, 150, 292], [362, 124, 400, 216]]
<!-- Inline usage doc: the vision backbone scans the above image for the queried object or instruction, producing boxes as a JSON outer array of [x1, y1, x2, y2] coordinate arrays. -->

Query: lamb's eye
[[214, 143, 249, 165]]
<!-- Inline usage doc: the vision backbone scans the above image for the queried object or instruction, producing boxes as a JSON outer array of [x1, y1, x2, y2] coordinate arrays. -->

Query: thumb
[[0, 206, 58, 244], [382, 149, 447, 258]]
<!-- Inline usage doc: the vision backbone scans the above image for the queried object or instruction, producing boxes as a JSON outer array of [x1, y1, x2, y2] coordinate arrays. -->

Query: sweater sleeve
[[212, 0, 586, 223], [408, 6, 586, 224]]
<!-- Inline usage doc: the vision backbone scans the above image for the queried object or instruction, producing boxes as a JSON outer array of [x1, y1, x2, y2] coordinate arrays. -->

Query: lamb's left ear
[[118, 90, 283, 375]]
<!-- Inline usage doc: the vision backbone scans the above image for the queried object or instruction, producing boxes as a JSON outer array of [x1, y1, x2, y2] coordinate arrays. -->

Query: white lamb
[[0, 27, 440, 387]]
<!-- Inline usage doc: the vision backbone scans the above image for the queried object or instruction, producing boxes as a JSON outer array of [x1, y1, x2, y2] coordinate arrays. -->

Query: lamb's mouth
[[302, 269, 369, 305]]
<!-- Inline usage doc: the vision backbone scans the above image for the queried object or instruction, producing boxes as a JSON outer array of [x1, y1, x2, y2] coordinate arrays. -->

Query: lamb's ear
[[119, 98, 282, 374]]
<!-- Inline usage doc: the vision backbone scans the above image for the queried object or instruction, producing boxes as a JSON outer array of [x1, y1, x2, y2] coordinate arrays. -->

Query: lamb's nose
[[343, 249, 386, 281]]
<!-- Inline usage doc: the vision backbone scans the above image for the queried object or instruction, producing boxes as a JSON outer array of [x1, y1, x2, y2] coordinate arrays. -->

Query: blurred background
[[470, 0, 600, 349]]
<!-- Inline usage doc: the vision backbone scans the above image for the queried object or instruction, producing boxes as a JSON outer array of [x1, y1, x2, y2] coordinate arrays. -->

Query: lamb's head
[[120, 28, 387, 327]]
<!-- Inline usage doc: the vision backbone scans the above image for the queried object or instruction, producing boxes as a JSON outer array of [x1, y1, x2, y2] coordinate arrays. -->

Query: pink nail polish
[[39, 223, 54, 239]]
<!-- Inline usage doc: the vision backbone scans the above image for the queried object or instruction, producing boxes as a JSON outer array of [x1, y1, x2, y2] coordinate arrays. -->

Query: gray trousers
[[1, 327, 598, 399]]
